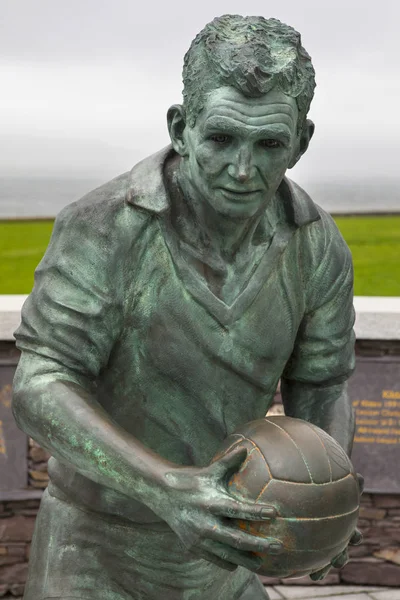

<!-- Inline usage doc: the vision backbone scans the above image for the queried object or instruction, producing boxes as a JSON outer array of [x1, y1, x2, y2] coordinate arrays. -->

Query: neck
[[176, 162, 270, 261]]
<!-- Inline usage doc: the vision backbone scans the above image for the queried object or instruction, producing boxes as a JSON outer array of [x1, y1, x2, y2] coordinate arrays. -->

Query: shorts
[[23, 487, 268, 600]]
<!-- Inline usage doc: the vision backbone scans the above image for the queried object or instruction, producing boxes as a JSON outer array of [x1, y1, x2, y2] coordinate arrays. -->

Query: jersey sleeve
[[14, 201, 123, 381], [283, 213, 356, 385]]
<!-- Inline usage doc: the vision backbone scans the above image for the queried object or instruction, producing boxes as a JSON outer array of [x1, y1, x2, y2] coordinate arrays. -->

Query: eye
[[259, 139, 283, 149], [209, 134, 231, 144]]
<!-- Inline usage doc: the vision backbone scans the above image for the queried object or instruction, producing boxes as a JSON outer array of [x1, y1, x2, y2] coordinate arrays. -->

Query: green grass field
[[334, 216, 400, 296], [0, 221, 54, 294], [1, 216, 399, 295]]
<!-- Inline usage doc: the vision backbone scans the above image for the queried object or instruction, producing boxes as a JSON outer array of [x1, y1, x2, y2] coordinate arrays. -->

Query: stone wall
[[0, 497, 39, 598], [0, 437, 49, 598], [0, 339, 399, 596]]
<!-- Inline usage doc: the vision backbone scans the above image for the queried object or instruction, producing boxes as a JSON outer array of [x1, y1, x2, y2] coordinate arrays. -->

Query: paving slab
[[265, 588, 284, 600], [303, 595, 372, 600], [370, 591, 400, 600], [274, 586, 385, 599]]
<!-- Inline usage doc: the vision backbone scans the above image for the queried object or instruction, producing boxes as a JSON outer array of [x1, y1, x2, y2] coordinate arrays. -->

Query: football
[[213, 416, 360, 579]]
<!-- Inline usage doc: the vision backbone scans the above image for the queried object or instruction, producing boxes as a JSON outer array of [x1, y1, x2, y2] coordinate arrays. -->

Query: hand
[[157, 445, 283, 572], [310, 473, 364, 581]]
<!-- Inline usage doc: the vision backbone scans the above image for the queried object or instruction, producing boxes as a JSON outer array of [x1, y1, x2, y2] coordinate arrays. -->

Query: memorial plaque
[[0, 361, 28, 493], [349, 356, 400, 494]]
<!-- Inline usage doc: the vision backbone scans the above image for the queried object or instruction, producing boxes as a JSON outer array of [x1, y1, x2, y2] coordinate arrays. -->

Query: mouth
[[219, 188, 262, 197]]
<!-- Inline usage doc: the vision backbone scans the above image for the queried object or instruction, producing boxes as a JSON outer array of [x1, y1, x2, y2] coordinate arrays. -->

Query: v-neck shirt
[[15, 146, 355, 525], [161, 153, 278, 311]]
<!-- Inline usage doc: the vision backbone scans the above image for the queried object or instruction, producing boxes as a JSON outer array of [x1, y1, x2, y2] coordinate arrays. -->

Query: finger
[[206, 523, 283, 555], [356, 473, 365, 495], [331, 548, 349, 569], [310, 564, 331, 581], [199, 539, 264, 572], [211, 439, 244, 464], [349, 528, 363, 546], [211, 445, 248, 478], [210, 498, 277, 521]]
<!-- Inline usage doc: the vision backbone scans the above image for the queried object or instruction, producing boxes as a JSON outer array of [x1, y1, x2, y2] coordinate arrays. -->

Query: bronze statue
[[12, 15, 362, 600]]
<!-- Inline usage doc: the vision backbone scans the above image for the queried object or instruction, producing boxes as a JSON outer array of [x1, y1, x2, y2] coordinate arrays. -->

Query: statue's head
[[168, 15, 316, 219], [183, 15, 316, 132]]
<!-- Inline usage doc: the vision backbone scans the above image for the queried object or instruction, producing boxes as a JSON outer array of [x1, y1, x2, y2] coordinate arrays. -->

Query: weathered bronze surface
[[12, 15, 361, 600], [214, 416, 360, 578]]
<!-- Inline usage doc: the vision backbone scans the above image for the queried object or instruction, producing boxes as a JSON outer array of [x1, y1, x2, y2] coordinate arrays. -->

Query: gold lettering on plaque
[[0, 420, 6, 456], [0, 385, 11, 409], [354, 390, 400, 446], [382, 390, 400, 400]]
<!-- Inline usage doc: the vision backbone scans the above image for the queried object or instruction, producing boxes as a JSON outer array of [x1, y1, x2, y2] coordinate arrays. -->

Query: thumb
[[211, 445, 248, 479]]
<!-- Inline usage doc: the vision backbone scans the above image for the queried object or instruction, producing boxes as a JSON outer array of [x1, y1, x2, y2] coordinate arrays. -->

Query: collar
[[125, 145, 173, 213], [125, 144, 321, 227]]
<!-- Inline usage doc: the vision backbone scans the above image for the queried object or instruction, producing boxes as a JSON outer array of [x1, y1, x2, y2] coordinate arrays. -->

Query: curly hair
[[182, 15, 316, 131]]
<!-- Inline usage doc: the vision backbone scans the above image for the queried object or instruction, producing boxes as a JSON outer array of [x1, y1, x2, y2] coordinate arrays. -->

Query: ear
[[167, 104, 189, 157], [288, 119, 315, 169]]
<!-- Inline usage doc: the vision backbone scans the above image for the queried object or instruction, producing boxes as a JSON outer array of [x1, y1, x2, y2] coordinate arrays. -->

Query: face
[[176, 86, 304, 218]]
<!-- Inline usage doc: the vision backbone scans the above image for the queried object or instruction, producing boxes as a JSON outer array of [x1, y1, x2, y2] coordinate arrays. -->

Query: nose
[[228, 147, 254, 183]]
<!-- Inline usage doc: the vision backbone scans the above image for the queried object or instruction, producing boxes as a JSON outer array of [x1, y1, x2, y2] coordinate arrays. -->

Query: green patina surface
[[9, 14, 366, 599], [1, 216, 399, 295]]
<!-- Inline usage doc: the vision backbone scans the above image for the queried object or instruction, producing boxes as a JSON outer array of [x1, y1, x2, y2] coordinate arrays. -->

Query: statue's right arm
[[12, 200, 174, 507], [12, 200, 281, 571], [13, 354, 180, 510]]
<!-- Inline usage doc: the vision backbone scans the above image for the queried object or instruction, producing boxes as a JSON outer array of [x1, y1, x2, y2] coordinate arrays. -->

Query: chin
[[213, 202, 262, 219], [207, 188, 269, 219]]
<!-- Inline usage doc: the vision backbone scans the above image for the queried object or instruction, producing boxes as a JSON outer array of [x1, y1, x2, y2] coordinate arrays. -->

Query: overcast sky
[[1, 0, 399, 184]]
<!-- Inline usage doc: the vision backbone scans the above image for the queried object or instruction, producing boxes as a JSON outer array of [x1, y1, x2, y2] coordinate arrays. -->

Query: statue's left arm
[[281, 379, 354, 456], [281, 211, 356, 454], [280, 211, 362, 578]]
